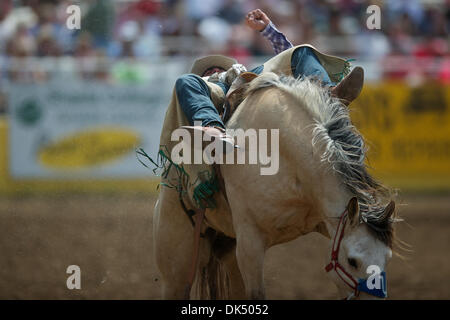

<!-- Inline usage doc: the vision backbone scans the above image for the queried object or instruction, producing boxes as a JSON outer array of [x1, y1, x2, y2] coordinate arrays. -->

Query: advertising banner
[[8, 82, 169, 179], [351, 81, 450, 187]]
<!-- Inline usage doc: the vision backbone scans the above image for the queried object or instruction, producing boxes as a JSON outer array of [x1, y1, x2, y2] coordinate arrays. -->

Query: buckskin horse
[[152, 72, 398, 300]]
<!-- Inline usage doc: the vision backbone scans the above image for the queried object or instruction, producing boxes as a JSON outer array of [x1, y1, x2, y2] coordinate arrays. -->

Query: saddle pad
[[152, 79, 225, 209]]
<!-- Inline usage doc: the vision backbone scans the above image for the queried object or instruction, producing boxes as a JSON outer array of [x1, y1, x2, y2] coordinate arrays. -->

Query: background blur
[[0, 0, 449, 299]]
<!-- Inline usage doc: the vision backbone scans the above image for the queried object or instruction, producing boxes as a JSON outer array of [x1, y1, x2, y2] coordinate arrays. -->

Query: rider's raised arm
[[245, 9, 293, 55], [260, 21, 294, 55]]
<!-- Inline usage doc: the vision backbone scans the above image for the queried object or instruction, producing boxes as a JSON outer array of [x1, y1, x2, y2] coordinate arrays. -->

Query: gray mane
[[246, 72, 396, 247]]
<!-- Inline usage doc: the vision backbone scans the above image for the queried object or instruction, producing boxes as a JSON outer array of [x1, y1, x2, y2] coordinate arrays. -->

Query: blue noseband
[[357, 271, 388, 298]]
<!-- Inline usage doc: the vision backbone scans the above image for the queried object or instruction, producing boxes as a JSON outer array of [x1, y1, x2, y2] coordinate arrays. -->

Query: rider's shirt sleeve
[[260, 21, 294, 55]]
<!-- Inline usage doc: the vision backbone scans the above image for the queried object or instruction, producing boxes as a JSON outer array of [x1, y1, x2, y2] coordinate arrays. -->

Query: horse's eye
[[347, 258, 358, 269]]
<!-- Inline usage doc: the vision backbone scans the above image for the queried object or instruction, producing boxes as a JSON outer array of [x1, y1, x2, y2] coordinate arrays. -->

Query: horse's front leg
[[153, 186, 198, 299], [234, 223, 267, 299]]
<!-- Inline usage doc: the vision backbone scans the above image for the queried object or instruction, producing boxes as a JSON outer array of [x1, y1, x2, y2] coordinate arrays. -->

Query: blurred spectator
[[0, 0, 14, 52], [5, 23, 36, 57], [84, 0, 115, 49], [36, 24, 62, 57], [218, 0, 246, 24], [73, 32, 96, 58], [1, 4, 36, 54], [385, 0, 424, 27], [2, 0, 448, 59]]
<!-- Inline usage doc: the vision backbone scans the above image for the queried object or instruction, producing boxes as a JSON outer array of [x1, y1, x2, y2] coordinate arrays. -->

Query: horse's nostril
[[348, 258, 359, 269]]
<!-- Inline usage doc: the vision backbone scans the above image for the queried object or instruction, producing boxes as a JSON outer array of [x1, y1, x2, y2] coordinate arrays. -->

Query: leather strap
[[324, 208, 360, 297]]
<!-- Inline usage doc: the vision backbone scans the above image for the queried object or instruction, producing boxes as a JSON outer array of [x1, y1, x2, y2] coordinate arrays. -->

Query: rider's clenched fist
[[245, 9, 271, 32]]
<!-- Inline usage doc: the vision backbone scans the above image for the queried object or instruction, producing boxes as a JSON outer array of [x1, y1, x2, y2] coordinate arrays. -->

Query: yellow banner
[[351, 81, 450, 190]]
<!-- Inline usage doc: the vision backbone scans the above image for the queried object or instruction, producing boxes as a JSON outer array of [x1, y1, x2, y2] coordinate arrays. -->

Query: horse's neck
[[289, 113, 351, 236]]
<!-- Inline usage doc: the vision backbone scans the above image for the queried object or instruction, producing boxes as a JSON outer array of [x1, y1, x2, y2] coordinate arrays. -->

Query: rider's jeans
[[290, 46, 336, 86], [176, 74, 228, 129]]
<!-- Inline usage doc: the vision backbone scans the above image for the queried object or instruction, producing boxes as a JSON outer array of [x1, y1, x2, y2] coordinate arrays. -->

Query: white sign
[[8, 82, 169, 179]]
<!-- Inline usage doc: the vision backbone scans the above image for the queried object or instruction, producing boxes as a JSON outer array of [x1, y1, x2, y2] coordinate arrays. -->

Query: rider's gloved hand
[[224, 64, 247, 86], [208, 64, 247, 87], [245, 9, 271, 32]]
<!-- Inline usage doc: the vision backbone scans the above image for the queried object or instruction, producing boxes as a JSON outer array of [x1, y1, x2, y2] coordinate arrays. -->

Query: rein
[[325, 208, 388, 299]]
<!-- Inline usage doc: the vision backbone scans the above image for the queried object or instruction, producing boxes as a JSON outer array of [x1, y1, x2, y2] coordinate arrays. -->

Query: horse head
[[325, 197, 396, 299]]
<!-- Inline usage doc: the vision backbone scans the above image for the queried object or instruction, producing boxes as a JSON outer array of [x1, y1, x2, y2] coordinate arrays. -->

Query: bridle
[[324, 208, 360, 299], [324, 207, 388, 300]]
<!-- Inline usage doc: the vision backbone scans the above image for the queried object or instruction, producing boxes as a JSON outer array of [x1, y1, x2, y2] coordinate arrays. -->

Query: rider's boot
[[330, 66, 364, 106]]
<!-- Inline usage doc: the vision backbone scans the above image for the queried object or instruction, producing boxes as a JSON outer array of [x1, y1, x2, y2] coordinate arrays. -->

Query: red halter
[[325, 209, 360, 298]]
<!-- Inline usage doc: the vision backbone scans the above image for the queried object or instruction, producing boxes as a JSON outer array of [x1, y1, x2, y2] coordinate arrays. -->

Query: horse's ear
[[347, 197, 360, 227], [381, 200, 395, 221]]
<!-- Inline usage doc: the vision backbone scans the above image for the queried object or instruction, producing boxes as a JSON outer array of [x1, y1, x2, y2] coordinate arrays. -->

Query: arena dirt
[[0, 193, 449, 299]]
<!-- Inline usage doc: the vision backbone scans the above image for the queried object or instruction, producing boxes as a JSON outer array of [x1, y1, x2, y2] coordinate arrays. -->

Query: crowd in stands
[[0, 0, 449, 83]]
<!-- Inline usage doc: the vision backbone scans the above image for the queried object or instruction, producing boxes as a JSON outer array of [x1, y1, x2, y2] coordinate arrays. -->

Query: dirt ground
[[0, 193, 449, 300]]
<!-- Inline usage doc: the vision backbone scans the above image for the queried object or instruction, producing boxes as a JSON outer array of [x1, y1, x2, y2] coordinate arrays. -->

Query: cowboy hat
[[190, 55, 238, 76]]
